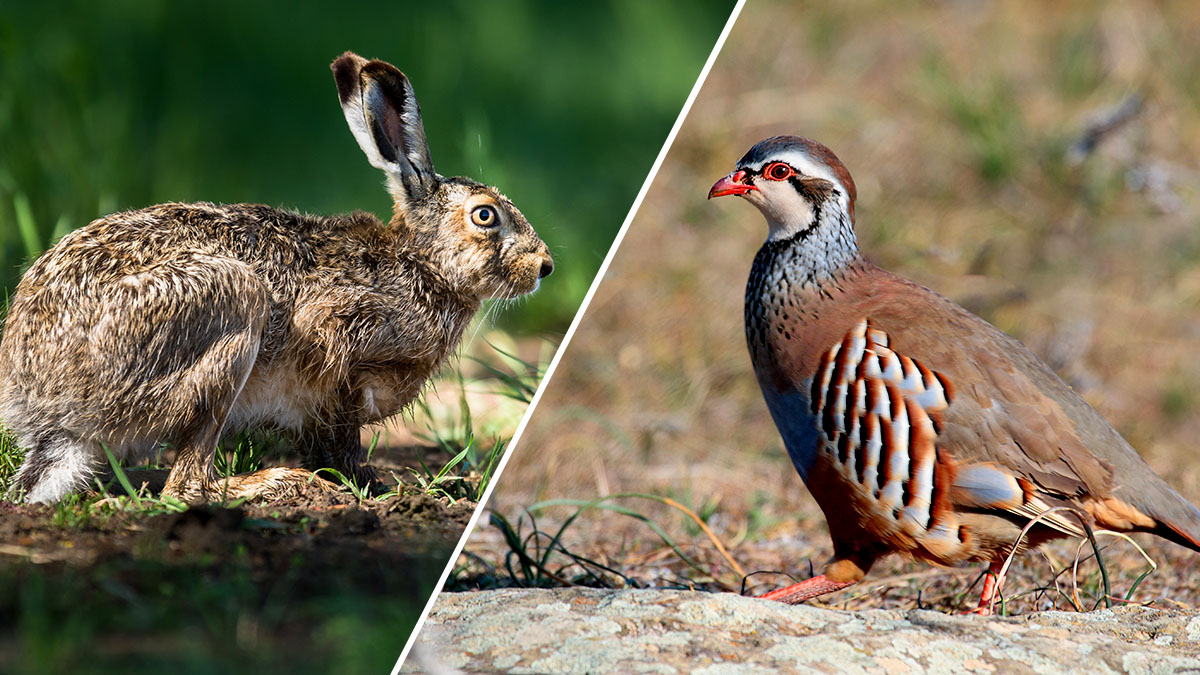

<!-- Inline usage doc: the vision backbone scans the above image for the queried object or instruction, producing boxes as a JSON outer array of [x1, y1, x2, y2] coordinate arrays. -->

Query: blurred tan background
[[455, 0, 1200, 610]]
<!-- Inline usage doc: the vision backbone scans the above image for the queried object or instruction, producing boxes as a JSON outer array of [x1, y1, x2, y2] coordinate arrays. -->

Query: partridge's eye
[[471, 205, 497, 227], [764, 162, 793, 181]]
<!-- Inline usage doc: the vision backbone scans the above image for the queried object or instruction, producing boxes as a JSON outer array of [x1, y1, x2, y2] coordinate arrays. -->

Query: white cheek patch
[[753, 181, 815, 241]]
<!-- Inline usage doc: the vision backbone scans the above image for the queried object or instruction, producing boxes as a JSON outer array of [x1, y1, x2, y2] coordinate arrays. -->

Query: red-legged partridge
[[709, 136, 1200, 612]]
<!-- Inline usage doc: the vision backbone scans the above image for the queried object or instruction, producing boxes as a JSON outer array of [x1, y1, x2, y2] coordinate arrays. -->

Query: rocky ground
[[408, 588, 1200, 674]]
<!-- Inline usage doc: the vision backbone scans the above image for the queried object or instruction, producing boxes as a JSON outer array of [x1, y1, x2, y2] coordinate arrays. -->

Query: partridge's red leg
[[757, 575, 858, 604], [963, 560, 1005, 615]]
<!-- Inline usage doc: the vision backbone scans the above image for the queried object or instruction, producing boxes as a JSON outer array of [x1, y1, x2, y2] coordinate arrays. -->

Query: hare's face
[[419, 179, 553, 300], [332, 53, 553, 300]]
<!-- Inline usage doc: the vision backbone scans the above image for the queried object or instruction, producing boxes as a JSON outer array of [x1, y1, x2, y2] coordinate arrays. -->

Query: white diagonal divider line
[[391, 2, 748, 671]]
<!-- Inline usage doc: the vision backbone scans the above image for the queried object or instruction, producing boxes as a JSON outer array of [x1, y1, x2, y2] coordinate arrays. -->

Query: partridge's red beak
[[708, 170, 756, 199]]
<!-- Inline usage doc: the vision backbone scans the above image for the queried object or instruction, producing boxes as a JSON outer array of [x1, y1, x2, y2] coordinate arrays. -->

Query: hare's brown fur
[[0, 53, 552, 503]]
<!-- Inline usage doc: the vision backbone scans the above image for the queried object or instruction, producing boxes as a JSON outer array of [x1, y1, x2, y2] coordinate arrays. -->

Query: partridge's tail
[[1145, 493, 1200, 554], [1098, 473, 1200, 553], [1156, 513, 1200, 554]]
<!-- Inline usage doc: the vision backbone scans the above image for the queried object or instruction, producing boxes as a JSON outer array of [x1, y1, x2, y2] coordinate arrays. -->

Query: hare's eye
[[470, 205, 497, 227], [764, 162, 793, 181]]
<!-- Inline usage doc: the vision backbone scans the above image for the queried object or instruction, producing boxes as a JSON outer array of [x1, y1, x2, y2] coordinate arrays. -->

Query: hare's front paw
[[166, 468, 334, 504], [220, 467, 336, 502]]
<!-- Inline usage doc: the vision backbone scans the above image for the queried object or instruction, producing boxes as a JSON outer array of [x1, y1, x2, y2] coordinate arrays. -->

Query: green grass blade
[[491, 511, 537, 585], [0, 424, 23, 494], [102, 444, 140, 507], [473, 438, 507, 502], [312, 467, 365, 500], [13, 193, 43, 259], [160, 494, 189, 513], [528, 493, 710, 580], [467, 357, 537, 402], [51, 214, 73, 242], [434, 443, 472, 482], [365, 430, 381, 463]]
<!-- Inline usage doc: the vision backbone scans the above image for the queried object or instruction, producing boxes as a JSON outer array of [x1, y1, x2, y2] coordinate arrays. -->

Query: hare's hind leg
[[76, 255, 307, 503], [134, 259, 328, 503], [83, 256, 265, 503], [137, 263, 322, 503], [154, 311, 325, 501]]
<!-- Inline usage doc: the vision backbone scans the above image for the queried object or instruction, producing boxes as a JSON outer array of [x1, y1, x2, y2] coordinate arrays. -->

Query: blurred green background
[[0, 0, 734, 333]]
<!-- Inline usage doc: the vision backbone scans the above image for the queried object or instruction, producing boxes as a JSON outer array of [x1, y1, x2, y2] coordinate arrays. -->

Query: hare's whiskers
[[462, 284, 506, 354]]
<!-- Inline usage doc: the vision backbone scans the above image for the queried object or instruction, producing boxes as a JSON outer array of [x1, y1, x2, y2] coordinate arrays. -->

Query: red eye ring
[[763, 162, 794, 181]]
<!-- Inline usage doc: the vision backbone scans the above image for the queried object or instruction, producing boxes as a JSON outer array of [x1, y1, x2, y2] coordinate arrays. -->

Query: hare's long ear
[[332, 51, 437, 206]]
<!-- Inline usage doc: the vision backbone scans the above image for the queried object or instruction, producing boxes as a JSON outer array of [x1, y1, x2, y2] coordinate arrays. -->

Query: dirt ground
[[0, 439, 477, 675], [0, 441, 477, 569], [449, 0, 1200, 617]]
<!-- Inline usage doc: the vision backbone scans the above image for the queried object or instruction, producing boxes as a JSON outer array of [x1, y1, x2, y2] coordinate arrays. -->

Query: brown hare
[[0, 52, 553, 503]]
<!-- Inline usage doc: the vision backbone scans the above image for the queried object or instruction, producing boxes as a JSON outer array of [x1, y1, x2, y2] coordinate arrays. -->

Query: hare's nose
[[538, 258, 554, 279]]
